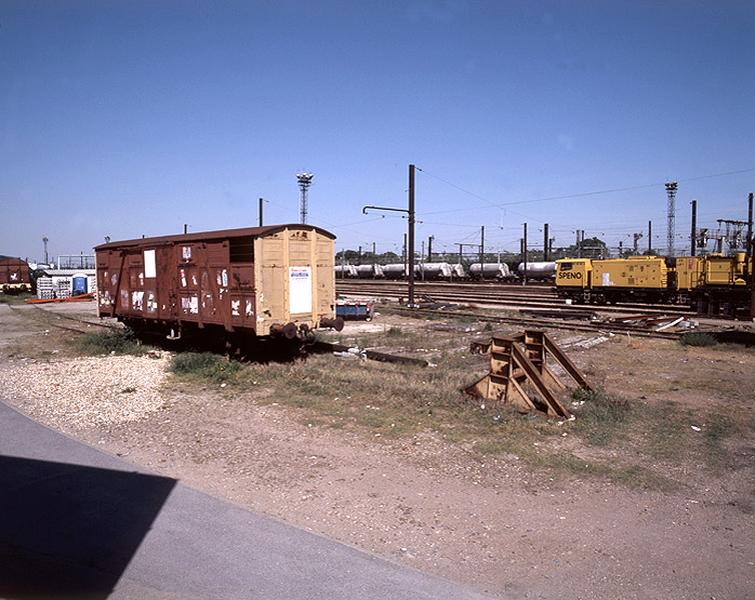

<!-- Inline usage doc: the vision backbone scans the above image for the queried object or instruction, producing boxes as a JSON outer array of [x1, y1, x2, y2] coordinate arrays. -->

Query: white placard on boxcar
[[144, 249, 157, 278], [289, 266, 312, 314]]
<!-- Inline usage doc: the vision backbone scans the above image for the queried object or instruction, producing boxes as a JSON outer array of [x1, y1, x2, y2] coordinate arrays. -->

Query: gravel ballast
[[0, 354, 171, 429]]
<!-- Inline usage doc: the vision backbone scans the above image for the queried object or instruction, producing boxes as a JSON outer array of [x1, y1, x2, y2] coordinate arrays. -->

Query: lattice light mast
[[665, 181, 678, 257], [297, 172, 314, 224]]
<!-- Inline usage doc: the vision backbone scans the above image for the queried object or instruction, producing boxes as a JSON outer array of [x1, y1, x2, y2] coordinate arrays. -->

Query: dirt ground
[[1, 301, 754, 599]]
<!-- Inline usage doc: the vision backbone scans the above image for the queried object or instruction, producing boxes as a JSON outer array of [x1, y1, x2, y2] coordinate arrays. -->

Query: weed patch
[[571, 389, 632, 446], [169, 352, 241, 383], [680, 332, 717, 347], [0, 292, 34, 305], [704, 412, 738, 467], [75, 328, 145, 356]]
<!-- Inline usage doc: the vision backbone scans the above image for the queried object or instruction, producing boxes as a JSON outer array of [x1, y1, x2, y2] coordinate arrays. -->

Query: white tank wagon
[[451, 264, 467, 279], [518, 261, 557, 280], [335, 264, 358, 278], [382, 263, 408, 279], [356, 264, 385, 278], [419, 262, 454, 280], [469, 263, 511, 280]]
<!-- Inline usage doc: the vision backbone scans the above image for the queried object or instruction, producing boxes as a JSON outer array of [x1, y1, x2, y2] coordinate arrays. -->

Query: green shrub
[[386, 326, 404, 337], [679, 332, 717, 347], [76, 328, 144, 355], [169, 352, 241, 383]]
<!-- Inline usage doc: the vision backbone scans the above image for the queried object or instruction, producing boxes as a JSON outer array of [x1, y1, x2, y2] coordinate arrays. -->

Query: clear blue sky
[[2, 0, 754, 261]]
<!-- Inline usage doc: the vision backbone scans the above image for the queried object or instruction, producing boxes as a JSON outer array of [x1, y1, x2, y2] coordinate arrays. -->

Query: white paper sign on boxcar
[[289, 266, 312, 314]]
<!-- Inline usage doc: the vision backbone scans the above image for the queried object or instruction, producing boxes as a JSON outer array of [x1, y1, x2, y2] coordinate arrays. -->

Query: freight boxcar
[[0, 257, 32, 294], [94, 225, 343, 345]]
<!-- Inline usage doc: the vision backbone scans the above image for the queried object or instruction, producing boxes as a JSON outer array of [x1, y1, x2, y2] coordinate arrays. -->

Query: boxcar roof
[[0, 256, 27, 265], [94, 224, 335, 251]]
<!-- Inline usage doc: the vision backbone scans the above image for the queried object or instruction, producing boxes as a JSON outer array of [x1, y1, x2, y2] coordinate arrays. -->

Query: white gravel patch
[[0, 354, 171, 429]]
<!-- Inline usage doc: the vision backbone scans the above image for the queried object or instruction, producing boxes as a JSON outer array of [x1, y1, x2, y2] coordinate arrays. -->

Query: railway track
[[336, 280, 695, 317], [8, 303, 117, 335], [386, 305, 687, 340]]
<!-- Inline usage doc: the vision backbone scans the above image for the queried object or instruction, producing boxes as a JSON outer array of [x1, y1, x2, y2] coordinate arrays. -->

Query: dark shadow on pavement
[[0, 455, 176, 600]]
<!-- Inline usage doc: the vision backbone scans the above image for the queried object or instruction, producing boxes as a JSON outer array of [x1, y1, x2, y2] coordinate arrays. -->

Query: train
[[0, 257, 32, 294], [94, 224, 344, 346], [334, 261, 554, 282], [555, 250, 754, 317]]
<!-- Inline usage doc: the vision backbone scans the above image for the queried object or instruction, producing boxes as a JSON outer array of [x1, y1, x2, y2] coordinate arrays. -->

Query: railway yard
[[1, 289, 753, 599]]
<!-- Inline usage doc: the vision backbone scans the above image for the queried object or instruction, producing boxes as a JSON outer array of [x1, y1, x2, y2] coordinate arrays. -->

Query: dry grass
[[170, 307, 752, 491]]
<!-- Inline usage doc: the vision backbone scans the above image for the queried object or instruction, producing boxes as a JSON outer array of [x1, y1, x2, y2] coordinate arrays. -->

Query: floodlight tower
[[297, 172, 314, 224], [665, 181, 678, 257]]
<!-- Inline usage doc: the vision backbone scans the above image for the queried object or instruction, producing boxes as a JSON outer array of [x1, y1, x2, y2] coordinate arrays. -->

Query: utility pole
[[358, 245, 362, 265], [420, 241, 425, 281], [408, 164, 416, 306], [458, 244, 463, 265], [648, 221, 652, 254], [747, 192, 753, 257], [543, 223, 549, 261], [402, 233, 407, 272], [665, 181, 678, 257], [184, 224, 188, 234], [372, 241, 376, 257], [427, 235, 434, 263], [690, 199, 697, 257], [362, 163, 416, 307], [576, 230, 582, 258], [522, 223, 528, 286], [258, 197, 264, 227], [747, 192, 754, 281], [479, 226, 485, 279]]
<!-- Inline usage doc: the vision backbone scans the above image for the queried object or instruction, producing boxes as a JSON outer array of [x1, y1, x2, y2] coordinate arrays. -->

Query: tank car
[[518, 261, 556, 280], [419, 262, 453, 281], [382, 263, 408, 280], [468, 263, 511, 280], [335, 264, 358, 278], [95, 224, 343, 345], [355, 264, 384, 278], [451, 264, 467, 279]]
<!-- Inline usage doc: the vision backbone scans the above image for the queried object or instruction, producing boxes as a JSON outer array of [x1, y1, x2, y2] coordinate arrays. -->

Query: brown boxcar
[[94, 224, 342, 342], [0, 257, 32, 293]]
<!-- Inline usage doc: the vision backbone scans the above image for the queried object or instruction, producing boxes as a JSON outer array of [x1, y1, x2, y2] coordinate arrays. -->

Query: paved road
[[0, 401, 493, 600]]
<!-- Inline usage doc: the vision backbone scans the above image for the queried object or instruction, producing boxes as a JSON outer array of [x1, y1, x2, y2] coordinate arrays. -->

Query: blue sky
[[2, 0, 754, 261]]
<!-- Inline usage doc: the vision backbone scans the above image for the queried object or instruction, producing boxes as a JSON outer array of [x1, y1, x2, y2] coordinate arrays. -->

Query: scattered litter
[[691, 425, 701, 432], [656, 317, 685, 332]]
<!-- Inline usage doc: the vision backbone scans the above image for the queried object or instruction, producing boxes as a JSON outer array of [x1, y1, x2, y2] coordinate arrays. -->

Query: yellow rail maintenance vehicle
[[556, 256, 675, 304], [687, 252, 752, 317], [591, 256, 673, 304], [554, 258, 592, 303]]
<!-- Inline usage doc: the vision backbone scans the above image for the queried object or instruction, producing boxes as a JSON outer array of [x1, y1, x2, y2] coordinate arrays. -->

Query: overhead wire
[[415, 165, 755, 217]]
